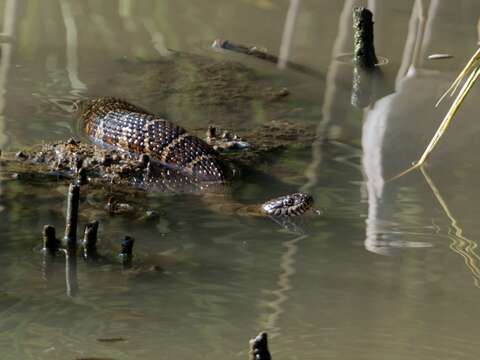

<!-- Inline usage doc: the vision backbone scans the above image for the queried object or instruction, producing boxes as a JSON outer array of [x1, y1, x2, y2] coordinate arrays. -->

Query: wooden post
[[353, 7, 378, 69]]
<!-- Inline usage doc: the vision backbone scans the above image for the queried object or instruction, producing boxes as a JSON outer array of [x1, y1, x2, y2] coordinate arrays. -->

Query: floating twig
[[427, 53, 453, 60]]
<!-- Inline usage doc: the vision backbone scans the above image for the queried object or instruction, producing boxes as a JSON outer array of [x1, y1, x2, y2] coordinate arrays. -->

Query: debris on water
[[141, 210, 160, 221], [221, 131, 231, 140], [106, 197, 134, 215], [212, 38, 322, 78], [206, 127, 251, 152], [119, 236, 135, 257], [427, 53, 453, 60], [96, 337, 127, 343], [15, 151, 28, 160], [206, 125, 216, 141], [269, 87, 290, 101], [148, 265, 163, 272], [213, 141, 251, 152], [119, 236, 135, 269], [66, 137, 80, 146]]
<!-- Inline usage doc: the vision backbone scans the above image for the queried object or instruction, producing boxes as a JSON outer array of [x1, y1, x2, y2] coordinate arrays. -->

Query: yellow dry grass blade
[[389, 48, 480, 182], [435, 47, 480, 107]]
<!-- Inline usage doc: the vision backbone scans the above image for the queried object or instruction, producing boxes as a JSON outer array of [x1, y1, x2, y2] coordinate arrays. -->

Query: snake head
[[261, 192, 314, 216]]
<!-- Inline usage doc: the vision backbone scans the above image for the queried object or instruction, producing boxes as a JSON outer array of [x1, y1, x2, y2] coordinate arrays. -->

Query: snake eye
[[283, 197, 294, 207]]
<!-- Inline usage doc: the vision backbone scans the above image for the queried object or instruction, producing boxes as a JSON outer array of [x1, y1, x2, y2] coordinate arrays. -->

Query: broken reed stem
[[353, 7, 378, 69], [63, 183, 80, 249], [119, 236, 135, 268], [82, 220, 99, 259], [42, 225, 60, 255], [249, 332, 271, 360]]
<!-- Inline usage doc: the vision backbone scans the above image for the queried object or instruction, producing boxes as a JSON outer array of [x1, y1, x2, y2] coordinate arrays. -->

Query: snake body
[[76, 97, 227, 182], [75, 97, 313, 216]]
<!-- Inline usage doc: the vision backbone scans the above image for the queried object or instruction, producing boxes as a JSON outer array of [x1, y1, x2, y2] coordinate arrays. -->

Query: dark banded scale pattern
[[261, 193, 314, 216], [75, 97, 227, 181]]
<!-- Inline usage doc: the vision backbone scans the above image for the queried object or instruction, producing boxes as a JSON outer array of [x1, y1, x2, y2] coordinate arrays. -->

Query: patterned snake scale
[[74, 97, 313, 217], [76, 97, 227, 182]]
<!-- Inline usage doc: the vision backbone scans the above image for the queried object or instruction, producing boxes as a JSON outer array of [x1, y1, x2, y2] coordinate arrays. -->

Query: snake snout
[[261, 192, 314, 216]]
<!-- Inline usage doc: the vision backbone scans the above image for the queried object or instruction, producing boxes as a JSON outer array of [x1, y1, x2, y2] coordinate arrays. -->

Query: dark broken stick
[[353, 7, 379, 69], [42, 225, 60, 255], [82, 220, 99, 259], [212, 38, 323, 79], [249, 332, 271, 360], [119, 236, 135, 269]]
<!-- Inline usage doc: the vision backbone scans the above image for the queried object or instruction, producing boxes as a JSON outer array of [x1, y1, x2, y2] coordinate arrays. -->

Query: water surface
[[1, 1, 480, 359]]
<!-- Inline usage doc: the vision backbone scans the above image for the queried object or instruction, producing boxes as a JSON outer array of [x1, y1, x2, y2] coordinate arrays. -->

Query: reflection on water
[[2, 0, 480, 359]]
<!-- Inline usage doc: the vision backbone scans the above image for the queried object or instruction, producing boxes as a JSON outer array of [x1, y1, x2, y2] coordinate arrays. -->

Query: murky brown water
[[1, 1, 480, 359]]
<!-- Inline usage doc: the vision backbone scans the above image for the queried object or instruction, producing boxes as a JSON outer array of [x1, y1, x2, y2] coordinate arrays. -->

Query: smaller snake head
[[261, 192, 314, 217]]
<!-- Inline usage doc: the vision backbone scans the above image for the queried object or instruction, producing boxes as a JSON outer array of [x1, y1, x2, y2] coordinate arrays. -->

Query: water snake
[[73, 97, 314, 217]]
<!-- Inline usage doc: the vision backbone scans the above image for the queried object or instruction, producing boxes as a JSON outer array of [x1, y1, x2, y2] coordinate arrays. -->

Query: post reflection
[[361, 0, 480, 256]]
